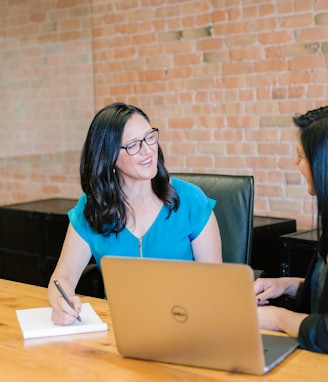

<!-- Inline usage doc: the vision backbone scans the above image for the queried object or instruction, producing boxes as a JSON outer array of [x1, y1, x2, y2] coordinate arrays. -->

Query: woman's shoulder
[[170, 176, 204, 195], [73, 193, 87, 209], [170, 177, 212, 206], [68, 194, 87, 218], [170, 176, 216, 208]]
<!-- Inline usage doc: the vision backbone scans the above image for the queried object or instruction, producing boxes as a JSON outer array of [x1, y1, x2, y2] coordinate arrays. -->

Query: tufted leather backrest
[[171, 173, 254, 265]]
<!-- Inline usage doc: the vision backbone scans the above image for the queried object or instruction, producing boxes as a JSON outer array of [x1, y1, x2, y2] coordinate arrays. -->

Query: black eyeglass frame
[[120, 128, 159, 156]]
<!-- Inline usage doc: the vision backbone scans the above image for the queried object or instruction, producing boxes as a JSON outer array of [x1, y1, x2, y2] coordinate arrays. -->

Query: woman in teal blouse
[[69, 177, 216, 267], [48, 102, 222, 325]]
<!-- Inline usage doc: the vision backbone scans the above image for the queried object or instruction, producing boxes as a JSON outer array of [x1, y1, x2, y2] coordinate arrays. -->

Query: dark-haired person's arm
[[256, 305, 308, 337], [255, 276, 328, 353]]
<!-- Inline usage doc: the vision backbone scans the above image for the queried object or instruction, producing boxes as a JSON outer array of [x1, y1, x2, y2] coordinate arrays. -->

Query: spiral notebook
[[16, 302, 108, 339]]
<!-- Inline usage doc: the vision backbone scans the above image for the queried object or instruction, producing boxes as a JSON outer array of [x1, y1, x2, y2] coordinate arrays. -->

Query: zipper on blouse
[[138, 237, 143, 257]]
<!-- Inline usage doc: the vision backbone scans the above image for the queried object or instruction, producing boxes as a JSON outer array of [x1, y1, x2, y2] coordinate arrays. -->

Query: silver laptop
[[100, 257, 298, 375]]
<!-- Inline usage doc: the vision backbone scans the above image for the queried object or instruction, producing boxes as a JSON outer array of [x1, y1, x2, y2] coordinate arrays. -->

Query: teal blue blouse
[[68, 178, 216, 268]]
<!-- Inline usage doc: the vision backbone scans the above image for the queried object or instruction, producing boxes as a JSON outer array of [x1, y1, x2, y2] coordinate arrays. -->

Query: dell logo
[[171, 305, 188, 323]]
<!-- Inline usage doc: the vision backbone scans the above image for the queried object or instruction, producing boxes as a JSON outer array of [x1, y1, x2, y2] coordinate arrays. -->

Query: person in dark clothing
[[254, 106, 328, 353]]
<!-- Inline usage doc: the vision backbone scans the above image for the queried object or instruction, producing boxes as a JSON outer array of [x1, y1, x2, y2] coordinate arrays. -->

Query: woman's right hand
[[51, 295, 82, 325]]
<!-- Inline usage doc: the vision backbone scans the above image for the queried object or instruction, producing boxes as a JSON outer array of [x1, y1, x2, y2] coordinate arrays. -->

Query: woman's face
[[295, 140, 315, 195], [115, 113, 158, 183]]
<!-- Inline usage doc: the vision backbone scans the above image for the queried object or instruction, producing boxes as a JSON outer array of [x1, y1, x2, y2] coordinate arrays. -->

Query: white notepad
[[16, 302, 108, 339]]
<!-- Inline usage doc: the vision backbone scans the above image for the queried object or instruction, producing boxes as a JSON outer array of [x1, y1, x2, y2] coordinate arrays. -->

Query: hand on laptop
[[254, 278, 285, 305], [254, 277, 303, 305]]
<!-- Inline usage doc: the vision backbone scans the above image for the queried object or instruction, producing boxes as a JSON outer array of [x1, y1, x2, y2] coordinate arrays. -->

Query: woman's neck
[[122, 180, 154, 206]]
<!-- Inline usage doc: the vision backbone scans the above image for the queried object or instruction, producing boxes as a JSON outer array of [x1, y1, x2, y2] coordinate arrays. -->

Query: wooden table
[[0, 279, 327, 382]]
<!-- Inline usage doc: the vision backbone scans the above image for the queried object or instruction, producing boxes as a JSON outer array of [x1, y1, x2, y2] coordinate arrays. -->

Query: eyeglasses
[[120, 128, 159, 156]]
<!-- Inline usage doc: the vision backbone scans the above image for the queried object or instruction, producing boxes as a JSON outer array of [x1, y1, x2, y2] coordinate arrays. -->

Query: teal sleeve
[[171, 177, 217, 241], [68, 194, 91, 243]]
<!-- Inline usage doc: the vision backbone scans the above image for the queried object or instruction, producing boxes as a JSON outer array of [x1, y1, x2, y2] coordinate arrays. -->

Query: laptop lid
[[100, 257, 298, 375]]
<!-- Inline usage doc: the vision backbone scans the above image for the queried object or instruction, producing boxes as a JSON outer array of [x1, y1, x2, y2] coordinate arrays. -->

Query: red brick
[[1, 0, 328, 232]]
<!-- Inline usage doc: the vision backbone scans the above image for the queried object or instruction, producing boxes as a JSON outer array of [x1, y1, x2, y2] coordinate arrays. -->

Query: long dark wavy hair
[[80, 102, 180, 236], [294, 113, 328, 257]]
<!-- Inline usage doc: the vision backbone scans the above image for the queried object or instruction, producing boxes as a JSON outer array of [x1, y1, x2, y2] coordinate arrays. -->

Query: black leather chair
[[77, 172, 254, 297], [76, 262, 104, 298], [171, 173, 254, 264]]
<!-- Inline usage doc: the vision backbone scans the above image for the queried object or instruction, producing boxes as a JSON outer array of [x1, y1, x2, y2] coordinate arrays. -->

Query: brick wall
[[1, 0, 328, 229], [0, 152, 81, 204], [0, 0, 95, 156]]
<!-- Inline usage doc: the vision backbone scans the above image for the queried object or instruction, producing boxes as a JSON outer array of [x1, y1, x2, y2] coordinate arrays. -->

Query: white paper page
[[16, 302, 108, 339]]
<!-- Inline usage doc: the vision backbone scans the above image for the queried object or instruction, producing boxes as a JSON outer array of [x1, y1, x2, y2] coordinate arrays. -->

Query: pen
[[53, 279, 82, 322]]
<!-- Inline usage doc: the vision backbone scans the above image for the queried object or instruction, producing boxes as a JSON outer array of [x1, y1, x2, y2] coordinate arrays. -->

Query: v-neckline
[[125, 203, 166, 240]]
